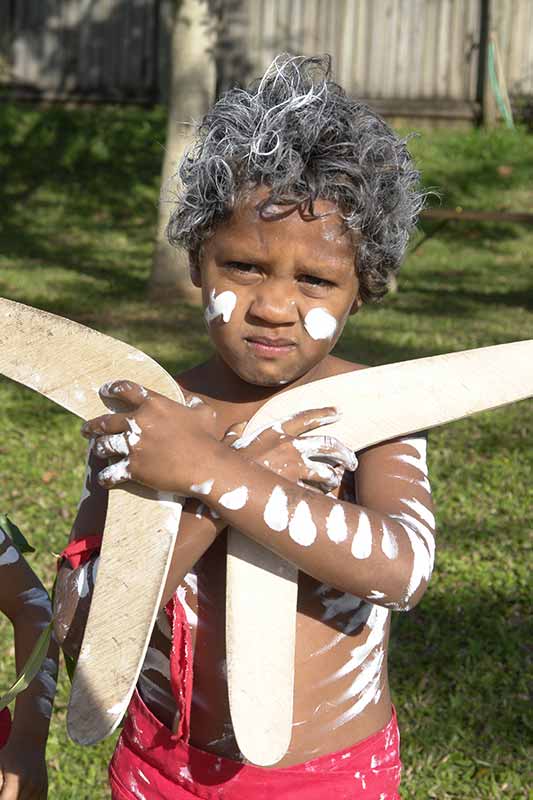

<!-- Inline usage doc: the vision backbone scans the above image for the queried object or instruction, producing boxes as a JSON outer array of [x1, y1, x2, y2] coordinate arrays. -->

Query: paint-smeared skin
[[133, 433, 434, 767]]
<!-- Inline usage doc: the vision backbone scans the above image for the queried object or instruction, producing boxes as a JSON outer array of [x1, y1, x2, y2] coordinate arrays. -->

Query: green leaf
[[0, 514, 35, 554], [64, 653, 77, 683], [0, 622, 53, 710]]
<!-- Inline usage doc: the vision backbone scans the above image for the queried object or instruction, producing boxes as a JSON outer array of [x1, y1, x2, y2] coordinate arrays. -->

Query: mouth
[[244, 336, 297, 357]]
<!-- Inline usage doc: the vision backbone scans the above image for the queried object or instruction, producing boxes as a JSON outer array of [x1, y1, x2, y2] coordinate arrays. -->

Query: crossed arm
[[56, 379, 435, 661]]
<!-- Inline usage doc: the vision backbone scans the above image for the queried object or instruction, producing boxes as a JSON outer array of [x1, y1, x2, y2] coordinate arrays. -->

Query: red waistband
[[110, 689, 401, 800]]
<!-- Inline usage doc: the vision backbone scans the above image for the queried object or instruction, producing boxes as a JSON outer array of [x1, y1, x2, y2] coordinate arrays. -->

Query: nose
[[247, 279, 298, 326]]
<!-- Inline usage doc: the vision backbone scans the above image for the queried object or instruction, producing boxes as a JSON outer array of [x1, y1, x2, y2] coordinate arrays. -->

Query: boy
[[56, 55, 434, 799], [0, 524, 58, 799]]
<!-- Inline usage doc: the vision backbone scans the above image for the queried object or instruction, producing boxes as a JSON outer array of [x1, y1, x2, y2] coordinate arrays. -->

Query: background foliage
[[0, 104, 531, 798]]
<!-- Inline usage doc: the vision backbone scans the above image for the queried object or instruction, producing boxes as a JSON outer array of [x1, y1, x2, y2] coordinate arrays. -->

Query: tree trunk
[[150, 0, 215, 304]]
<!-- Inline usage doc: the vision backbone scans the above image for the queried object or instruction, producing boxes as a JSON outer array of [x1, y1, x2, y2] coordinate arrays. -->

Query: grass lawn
[[0, 104, 532, 799]]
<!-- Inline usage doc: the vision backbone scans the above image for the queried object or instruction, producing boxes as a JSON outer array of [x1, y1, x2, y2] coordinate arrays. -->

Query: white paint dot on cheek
[[303, 307, 338, 340], [264, 486, 289, 531], [288, 500, 317, 546], [219, 485, 248, 510], [204, 289, 237, 325], [326, 504, 348, 543], [351, 512, 372, 559]]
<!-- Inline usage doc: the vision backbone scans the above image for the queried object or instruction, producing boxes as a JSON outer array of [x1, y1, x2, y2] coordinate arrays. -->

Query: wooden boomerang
[[0, 298, 185, 743], [226, 338, 533, 764], [1, 297, 532, 760]]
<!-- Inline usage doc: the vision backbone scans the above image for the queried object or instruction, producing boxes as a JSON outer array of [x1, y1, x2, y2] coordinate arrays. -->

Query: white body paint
[[190, 479, 214, 495], [0, 546, 20, 565], [303, 307, 338, 340], [351, 512, 372, 559], [18, 587, 52, 612], [381, 523, 399, 560], [263, 486, 289, 531], [99, 458, 131, 485], [288, 500, 317, 546], [326, 504, 348, 543], [219, 486, 248, 510], [204, 289, 237, 325], [126, 418, 142, 447]]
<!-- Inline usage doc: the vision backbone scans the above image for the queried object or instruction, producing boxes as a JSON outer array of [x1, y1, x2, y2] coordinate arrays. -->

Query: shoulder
[[318, 354, 369, 379]]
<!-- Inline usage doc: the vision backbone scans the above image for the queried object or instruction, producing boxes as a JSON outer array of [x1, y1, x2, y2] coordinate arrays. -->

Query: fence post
[[477, 0, 496, 127]]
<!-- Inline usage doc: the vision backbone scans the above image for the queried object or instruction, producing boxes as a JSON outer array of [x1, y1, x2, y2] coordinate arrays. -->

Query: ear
[[189, 253, 202, 288], [349, 294, 363, 316]]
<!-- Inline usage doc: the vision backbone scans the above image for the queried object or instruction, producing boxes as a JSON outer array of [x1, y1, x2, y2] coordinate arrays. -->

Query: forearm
[[160, 498, 226, 607], [188, 441, 435, 609]]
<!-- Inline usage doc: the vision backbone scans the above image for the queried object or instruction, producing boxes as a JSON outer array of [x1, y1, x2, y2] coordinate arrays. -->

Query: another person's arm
[[0, 530, 58, 799]]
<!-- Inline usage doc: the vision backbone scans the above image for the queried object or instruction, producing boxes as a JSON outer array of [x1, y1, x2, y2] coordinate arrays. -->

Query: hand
[[0, 742, 47, 799], [82, 381, 219, 495], [222, 408, 357, 493]]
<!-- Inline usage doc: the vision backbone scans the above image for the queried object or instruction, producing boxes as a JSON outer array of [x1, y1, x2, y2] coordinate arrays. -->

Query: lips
[[246, 336, 296, 347]]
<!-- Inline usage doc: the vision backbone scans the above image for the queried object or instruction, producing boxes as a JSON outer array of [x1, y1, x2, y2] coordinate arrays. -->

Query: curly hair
[[166, 54, 424, 302]]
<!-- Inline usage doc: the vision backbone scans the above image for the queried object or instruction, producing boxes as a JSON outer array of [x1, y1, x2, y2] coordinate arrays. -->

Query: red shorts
[[109, 596, 401, 799]]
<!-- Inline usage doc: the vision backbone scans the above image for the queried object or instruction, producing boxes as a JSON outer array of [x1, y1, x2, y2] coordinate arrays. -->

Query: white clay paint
[[76, 563, 90, 598], [190, 479, 214, 495], [320, 592, 362, 621], [351, 512, 372, 559], [401, 496, 436, 529], [126, 418, 142, 446], [204, 289, 237, 325], [99, 459, 131, 485], [18, 587, 52, 612], [219, 485, 248, 510], [232, 413, 297, 450], [322, 603, 387, 676], [288, 500, 317, 546], [0, 546, 20, 565], [263, 486, 289, 531], [326, 504, 348, 543], [381, 523, 399, 560], [303, 307, 337, 340]]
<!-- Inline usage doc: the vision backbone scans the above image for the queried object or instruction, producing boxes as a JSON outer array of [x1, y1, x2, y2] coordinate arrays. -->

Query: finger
[[97, 458, 131, 488], [224, 421, 247, 442], [81, 413, 130, 439], [306, 461, 342, 490], [99, 380, 150, 408], [293, 436, 357, 471], [94, 432, 130, 459], [279, 407, 340, 438]]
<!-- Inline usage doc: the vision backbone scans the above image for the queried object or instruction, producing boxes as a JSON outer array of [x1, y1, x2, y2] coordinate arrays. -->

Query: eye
[[225, 261, 259, 274], [299, 274, 334, 288]]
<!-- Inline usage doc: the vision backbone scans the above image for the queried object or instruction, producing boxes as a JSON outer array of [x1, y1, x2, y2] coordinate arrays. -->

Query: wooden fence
[[1, 0, 532, 121]]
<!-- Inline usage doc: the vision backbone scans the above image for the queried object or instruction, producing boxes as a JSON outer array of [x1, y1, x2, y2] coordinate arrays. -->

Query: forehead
[[207, 186, 356, 262]]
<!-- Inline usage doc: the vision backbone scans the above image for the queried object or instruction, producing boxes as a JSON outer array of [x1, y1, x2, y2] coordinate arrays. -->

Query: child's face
[[193, 187, 361, 387]]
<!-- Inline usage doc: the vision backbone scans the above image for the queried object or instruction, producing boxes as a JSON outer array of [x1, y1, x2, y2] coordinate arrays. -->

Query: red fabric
[[0, 708, 11, 750], [109, 593, 402, 799], [110, 693, 401, 799], [57, 535, 103, 570]]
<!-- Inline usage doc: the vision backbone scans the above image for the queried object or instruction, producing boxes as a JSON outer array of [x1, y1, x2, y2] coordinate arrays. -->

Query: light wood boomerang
[[0, 298, 184, 743], [226, 339, 533, 764]]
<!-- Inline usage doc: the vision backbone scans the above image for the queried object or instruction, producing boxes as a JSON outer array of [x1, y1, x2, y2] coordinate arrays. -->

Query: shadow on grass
[[390, 580, 530, 759]]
